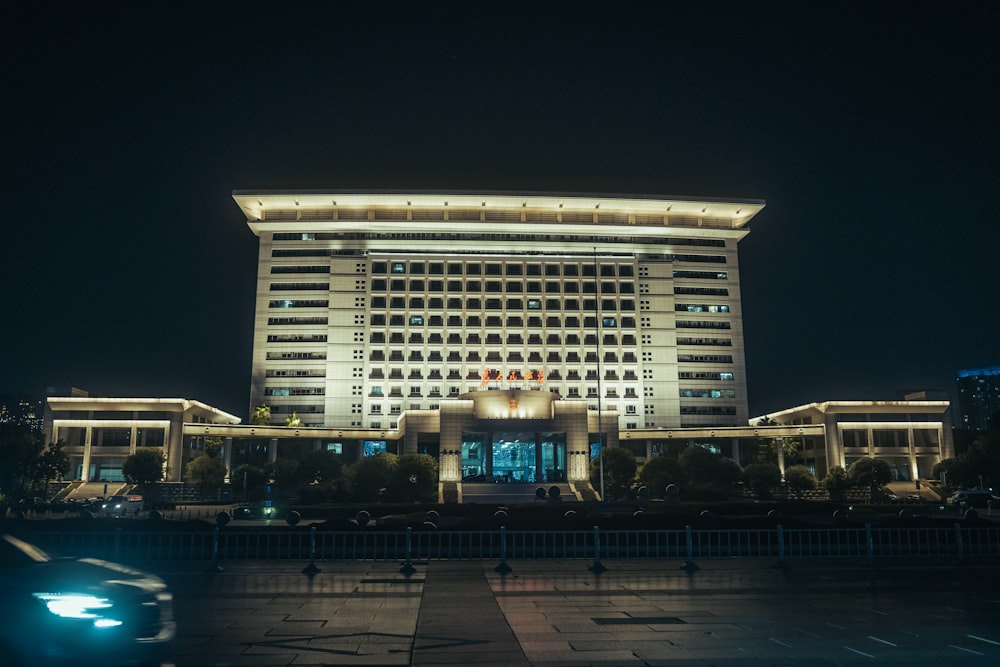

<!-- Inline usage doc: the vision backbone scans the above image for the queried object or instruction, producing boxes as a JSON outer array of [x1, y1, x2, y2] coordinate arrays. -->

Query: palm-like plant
[[252, 404, 271, 425]]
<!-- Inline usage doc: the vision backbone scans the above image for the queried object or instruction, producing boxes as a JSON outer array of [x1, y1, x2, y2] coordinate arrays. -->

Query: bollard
[[399, 526, 417, 575], [588, 525, 607, 573], [773, 524, 788, 570], [494, 526, 512, 574], [953, 522, 964, 563], [206, 526, 223, 573], [302, 525, 321, 575], [680, 524, 700, 572], [864, 523, 875, 569]]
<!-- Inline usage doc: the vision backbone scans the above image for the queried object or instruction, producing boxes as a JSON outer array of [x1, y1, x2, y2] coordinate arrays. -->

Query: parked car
[[948, 489, 999, 508], [0, 533, 175, 666]]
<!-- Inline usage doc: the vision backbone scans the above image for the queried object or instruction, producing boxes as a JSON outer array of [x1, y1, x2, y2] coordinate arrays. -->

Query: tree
[[37, 440, 71, 492], [678, 445, 742, 499], [264, 458, 299, 489], [122, 448, 165, 486], [285, 412, 302, 427], [636, 455, 682, 498], [848, 457, 891, 501], [387, 454, 438, 502], [743, 463, 781, 499], [348, 453, 398, 502], [784, 464, 818, 498], [185, 454, 227, 494], [822, 466, 850, 501], [204, 436, 224, 458], [589, 446, 637, 501], [0, 424, 52, 503], [296, 450, 344, 486], [232, 464, 267, 500], [252, 404, 271, 426]]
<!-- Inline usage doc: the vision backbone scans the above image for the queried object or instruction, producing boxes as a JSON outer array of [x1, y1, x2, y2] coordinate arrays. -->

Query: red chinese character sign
[[478, 368, 546, 389]]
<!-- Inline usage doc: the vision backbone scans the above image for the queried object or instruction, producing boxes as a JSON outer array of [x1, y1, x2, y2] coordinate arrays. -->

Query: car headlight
[[33, 593, 124, 627]]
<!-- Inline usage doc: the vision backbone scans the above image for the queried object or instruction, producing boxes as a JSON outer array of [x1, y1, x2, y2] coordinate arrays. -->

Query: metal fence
[[20, 524, 1000, 565]]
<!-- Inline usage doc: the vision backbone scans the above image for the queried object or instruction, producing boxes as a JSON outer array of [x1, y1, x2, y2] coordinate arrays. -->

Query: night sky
[[3, 2, 997, 420]]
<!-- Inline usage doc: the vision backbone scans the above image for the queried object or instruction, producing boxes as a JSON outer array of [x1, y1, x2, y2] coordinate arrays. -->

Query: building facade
[[756, 400, 955, 481], [45, 393, 241, 483], [956, 365, 1000, 432], [236, 191, 764, 436], [36, 191, 958, 492]]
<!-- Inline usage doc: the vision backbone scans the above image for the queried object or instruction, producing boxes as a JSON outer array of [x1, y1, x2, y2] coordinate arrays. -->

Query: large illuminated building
[[231, 192, 761, 484], [41, 191, 956, 491], [238, 191, 759, 427]]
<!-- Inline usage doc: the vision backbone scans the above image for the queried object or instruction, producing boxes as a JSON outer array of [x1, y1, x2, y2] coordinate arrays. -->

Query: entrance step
[[460, 482, 577, 505]]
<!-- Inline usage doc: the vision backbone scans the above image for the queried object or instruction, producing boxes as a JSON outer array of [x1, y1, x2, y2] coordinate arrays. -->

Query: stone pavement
[[154, 556, 1000, 666]]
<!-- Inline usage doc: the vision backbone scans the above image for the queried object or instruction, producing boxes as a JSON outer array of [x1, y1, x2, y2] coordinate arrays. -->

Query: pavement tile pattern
[[153, 557, 1000, 666]]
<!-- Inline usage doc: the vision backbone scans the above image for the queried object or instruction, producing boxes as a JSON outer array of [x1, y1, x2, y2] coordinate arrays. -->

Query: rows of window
[[274, 231, 728, 247], [678, 371, 735, 380], [679, 388, 737, 399], [677, 337, 732, 346], [271, 265, 331, 274], [371, 260, 638, 277], [370, 331, 638, 346], [265, 369, 326, 377], [677, 354, 734, 363], [842, 428, 940, 448], [265, 352, 327, 360], [266, 334, 328, 342], [674, 286, 729, 296], [675, 303, 730, 313], [277, 230, 727, 247], [267, 317, 328, 325], [679, 406, 737, 415], [673, 270, 728, 280], [270, 282, 330, 291], [269, 299, 329, 309], [371, 278, 636, 295], [370, 313, 636, 329], [265, 387, 326, 396], [676, 320, 731, 330], [371, 295, 636, 312]]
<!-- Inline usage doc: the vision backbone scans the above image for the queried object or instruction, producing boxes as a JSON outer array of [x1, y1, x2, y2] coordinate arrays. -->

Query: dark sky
[[3, 2, 997, 420]]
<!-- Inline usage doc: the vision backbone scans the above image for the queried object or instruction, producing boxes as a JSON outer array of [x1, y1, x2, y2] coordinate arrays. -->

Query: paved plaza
[[154, 556, 1000, 666]]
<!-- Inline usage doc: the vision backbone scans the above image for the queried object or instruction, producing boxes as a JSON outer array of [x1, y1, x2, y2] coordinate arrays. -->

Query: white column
[[81, 427, 93, 482]]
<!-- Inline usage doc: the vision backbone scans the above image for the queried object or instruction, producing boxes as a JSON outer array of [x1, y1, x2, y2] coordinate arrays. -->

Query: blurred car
[[949, 489, 999, 508], [101, 495, 145, 517], [232, 499, 283, 519], [0, 533, 175, 667]]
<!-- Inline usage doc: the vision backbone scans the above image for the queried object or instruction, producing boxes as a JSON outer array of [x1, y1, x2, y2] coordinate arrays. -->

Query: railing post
[[399, 526, 417, 575], [680, 524, 700, 572], [303, 525, 321, 575], [588, 525, 607, 573], [206, 526, 223, 573], [494, 526, 512, 574], [773, 524, 788, 570], [953, 523, 964, 563], [865, 523, 874, 569]]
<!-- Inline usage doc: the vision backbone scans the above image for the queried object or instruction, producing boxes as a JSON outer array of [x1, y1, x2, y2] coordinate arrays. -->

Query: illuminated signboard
[[479, 368, 546, 388]]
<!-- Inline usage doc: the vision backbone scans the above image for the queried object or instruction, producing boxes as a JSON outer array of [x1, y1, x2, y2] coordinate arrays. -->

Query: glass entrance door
[[492, 433, 537, 483], [541, 433, 566, 482]]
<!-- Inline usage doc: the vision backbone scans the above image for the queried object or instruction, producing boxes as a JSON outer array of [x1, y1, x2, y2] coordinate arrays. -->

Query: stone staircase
[[460, 482, 579, 505]]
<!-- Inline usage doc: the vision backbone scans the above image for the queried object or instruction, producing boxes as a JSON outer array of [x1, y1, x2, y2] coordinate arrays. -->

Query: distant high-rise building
[[0, 393, 43, 432], [234, 191, 765, 431], [956, 365, 1000, 432]]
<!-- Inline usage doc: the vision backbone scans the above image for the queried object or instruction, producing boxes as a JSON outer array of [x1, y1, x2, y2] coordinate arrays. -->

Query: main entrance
[[461, 432, 566, 483]]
